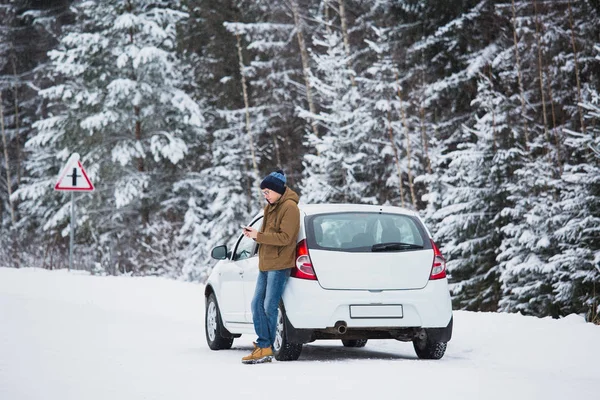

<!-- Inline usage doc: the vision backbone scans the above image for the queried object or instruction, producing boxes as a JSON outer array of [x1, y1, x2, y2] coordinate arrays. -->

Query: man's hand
[[243, 226, 258, 239]]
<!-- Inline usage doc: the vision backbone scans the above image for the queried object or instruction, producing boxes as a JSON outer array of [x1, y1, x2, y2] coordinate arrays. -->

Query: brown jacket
[[256, 187, 300, 271]]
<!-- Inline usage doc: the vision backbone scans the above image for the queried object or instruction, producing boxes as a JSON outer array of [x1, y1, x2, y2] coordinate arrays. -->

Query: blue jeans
[[251, 269, 291, 348]]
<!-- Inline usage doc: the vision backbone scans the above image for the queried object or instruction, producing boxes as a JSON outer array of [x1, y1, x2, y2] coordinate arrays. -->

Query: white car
[[204, 204, 453, 361]]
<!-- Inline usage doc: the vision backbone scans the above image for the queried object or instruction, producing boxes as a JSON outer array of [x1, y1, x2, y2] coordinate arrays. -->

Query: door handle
[[239, 270, 244, 276]]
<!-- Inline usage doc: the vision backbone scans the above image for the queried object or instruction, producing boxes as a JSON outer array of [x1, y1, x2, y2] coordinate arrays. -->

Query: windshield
[[305, 212, 431, 252]]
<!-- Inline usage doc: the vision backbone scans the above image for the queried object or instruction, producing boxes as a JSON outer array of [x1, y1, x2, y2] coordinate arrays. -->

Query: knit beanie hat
[[260, 170, 286, 195]]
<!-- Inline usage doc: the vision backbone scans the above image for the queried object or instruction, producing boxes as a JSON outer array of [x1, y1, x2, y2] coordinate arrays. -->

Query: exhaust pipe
[[334, 321, 347, 334], [415, 329, 427, 341]]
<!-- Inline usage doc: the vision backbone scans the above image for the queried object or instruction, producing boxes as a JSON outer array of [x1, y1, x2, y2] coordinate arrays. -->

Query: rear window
[[305, 212, 431, 252]]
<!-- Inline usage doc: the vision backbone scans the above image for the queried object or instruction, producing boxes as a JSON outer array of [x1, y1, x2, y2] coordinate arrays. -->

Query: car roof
[[298, 203, 419, 217]]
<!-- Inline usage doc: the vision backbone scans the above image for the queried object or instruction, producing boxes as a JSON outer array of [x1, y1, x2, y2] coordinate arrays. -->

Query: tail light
[[430, 239, 447, 280], [291, 239, 317, 280]]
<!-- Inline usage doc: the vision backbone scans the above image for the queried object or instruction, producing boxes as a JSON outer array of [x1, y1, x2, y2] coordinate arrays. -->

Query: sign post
[[54, 153, 95, 271], [70, 192, 75, 272]]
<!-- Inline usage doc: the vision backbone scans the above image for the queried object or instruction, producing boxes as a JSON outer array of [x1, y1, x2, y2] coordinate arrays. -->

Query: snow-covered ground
[[0, 268, 598, 400]]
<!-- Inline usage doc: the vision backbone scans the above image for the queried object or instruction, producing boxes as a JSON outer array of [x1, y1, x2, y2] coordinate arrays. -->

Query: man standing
[[241, 170, 300, 364]]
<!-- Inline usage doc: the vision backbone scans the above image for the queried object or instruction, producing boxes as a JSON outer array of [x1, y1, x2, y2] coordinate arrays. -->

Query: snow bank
[[0, 267, 598, 400]]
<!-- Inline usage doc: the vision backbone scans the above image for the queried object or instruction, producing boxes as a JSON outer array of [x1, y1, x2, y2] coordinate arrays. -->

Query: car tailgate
[[308, 248, 434, 290]]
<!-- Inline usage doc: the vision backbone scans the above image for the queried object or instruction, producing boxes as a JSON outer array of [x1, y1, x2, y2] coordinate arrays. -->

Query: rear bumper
[[285, 315, 453, 344], [282, 277, 453, 329]]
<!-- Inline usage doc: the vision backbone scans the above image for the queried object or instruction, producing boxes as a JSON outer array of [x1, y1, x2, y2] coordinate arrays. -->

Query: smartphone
[[240, 224, 250, 231]]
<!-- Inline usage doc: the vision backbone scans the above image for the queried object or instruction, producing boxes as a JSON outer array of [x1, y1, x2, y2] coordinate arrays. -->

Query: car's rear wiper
[[371, 242, 424, 252]]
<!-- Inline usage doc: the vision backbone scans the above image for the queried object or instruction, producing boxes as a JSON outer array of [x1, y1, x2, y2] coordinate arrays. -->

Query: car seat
[[350, 232, 374, 247], [381, 226, 401, 243]]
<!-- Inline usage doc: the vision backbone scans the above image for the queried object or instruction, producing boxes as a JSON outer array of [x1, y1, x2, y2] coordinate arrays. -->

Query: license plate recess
[[349, 304, 403, 319]]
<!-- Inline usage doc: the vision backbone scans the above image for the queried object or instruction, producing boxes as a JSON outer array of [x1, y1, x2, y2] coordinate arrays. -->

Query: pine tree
[[176, 100, 263, 280], [431, 73, 514, 311], [497, 0, 599, 317], [361, 25, 409, 207], [412, 0, 512, 220], [15, 0, 204, 275], [224, 8, 305, 179], [300, 1, 378, 204], [0, 0, 74, 267], [549, 77, 600, 322]]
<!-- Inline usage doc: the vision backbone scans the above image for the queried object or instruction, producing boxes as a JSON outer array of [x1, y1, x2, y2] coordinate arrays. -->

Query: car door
[[217, 234, 248, 323], [220, 217, 263, 324], [241, 217, 263, 323]]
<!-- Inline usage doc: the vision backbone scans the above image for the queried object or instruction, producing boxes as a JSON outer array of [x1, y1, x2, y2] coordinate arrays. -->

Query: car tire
[[273, 303, 303, 361], [341, 339, 368, 348], [412, 335, 447, 359], [205, 293, 234, 350]]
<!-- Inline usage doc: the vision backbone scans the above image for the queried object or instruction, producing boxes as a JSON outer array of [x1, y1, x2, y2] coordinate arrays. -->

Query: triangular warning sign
[[54, 153, 95, 191]]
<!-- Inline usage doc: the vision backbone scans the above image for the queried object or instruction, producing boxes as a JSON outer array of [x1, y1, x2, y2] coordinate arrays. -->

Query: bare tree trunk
[[533, 0, 550, 147], [404, 124, 417, 210], [242, 159, 253, 213], [324, 0, 332, 35], [291, 0, 319, 139], [387, 100, 406, 208], [235, 33, 261, 207], [11, 58, 21, 185], [264, 81, 283, 168], [134, 111, 144, 176], [395, 73, 417, 209], [418, 105, 432, 174], [545, 66, 563, 175], [127, 0, 148, 230], [568, 0, 586, 134], [488, 66, 498, 151], [338, 0, 356, 87], [419, 55, 432, 174], [0, 91, 16, 226], [511, 0, 529, 149], [235, 34, 260, 176], [272, 134, 282, 168], [133, 105, 148, 226]]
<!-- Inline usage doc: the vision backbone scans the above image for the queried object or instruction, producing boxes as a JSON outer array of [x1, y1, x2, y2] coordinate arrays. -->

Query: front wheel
[[412, 335, 447, 359], [273, 304, 303, 361], [205, 294, 234, 350]]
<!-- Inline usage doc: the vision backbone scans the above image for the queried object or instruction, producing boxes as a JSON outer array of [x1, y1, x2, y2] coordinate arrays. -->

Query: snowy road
[[0, 268, 598, 400]]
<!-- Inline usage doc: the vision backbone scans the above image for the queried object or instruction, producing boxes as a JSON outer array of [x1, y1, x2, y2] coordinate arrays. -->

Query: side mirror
[[211, 245, 228, 260]]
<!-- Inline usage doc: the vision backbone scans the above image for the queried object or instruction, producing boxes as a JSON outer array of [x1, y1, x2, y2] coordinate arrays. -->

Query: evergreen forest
[[1, 0, 599, 322]]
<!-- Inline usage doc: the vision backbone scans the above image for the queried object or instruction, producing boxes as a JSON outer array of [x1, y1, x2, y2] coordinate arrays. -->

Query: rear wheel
[[273, 304, 303, 361], [412, 335, 447, 359], [341, 339, 368, 348], [205, 294, 234, 350]]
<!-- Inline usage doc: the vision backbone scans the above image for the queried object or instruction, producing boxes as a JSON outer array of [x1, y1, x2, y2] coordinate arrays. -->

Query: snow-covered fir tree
[[301, 1, 377, 204], [497, 153, 561, 316], [0, 0, 73, 266], [549, 81, 600, 322], [412, 1, 512, 310], [413, 0, 511, 224], [361, 25, 410, 207], [176, 105, 259, 281], [176, 0, 293, 280], [15, 0, 204, 275], [431, 73, 515, 311], [176, 15, 277, 281], [224, 8, 304, 177], [497, 0, 599, 317]]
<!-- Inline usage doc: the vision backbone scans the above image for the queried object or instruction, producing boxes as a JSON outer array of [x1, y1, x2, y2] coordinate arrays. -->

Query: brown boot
[[241, 346, 273, 364]]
